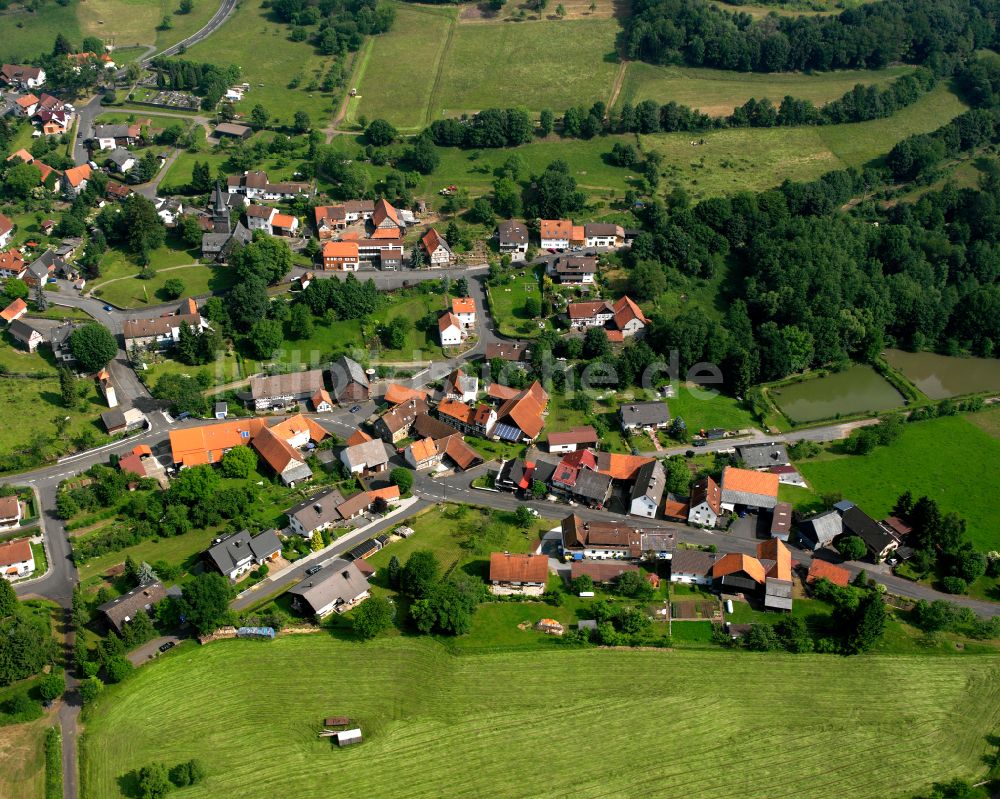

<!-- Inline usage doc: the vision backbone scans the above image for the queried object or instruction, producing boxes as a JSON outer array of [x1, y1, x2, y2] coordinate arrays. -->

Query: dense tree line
[[271, 0, 394, 55], [428, 108, 534, 149], [0, 582, 56, 687], [151, 58, 241, 110], [625, 0, 999, 74], [299, 271, 383, 319]]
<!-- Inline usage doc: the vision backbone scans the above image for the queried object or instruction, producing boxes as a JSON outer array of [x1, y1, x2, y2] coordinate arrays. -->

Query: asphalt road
[[142, 0, 239, 63]]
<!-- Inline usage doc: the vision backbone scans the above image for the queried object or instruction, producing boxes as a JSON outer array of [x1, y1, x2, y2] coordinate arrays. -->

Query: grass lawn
[[183, 0, 339, 128], [81, 636, 1000, 799], [372, 294, 443, 361], [543, 390, 630, 453], [0, 3, 82, 63], [93, 262, 237, 309], [797, 413, 1000, 551], [347, 3, 457, 131], [0, 716, 48, 799], [159, 137, 307, 193], [437, 19, 620, 116], [617, 63, 913, 116], [666, 385, 756, 434], [486, 267, 544, 338], [141, 351, 245, 390], [640, 84, 968, 201], [668, 619, 714, 643]]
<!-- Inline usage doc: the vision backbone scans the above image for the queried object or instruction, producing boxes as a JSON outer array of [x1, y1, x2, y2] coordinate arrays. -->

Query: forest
[[625, 0, 1000, 73]]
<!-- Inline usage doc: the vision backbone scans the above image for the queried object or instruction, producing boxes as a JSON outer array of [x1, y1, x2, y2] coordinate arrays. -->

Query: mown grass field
[[797, 412, 1000, 551], [0, 716, 48, 799], [183, 0, 336, 126], [0, 0, 216, 63], [666, 385, 757, 433], [81, 637, 1000, 799], [617, 63, 913, 116], [346, 3, 456, 130], [437, 18, 621, 115]]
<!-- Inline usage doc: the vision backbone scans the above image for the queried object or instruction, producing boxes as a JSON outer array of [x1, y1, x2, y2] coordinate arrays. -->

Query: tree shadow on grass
[[116, 769, 142, 799]]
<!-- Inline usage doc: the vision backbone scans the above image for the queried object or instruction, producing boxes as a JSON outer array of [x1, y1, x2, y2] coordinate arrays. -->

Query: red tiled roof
[[438, 311, 461, 333], [712, 553, 766, 584], [807, 559, 851, 587], [0, 297, 27, 322], [0, 537, 31, 568], [489, 552, 548, 583], [372, 198, 400, 227], [452, 296, 475, 315], [346, 428, 372, 447], [539, 219, 572, 240], [384, 384, 428, 405], [547, 426, 598, 447], [757, 537, 792, 581], [722, 467, 779, 499]]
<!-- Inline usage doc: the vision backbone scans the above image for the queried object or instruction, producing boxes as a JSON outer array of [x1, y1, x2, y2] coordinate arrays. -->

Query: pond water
[[884, 348, 1000, 400], [771, 365, 905, 423]]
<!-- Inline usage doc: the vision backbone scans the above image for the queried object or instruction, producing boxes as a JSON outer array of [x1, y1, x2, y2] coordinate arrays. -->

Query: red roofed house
[[313, 205, 346, 238], [405, 436, 441, 470], [493, 380, 549, 443], [439, 311, 464, 347], [312, 388, 334, 413], [420, 228, 453, 266], [321, 240, 360, 271], [688, 476, 721, 528], [807, 559, 851, 588], [370, 199, 403, 238], [271, 212, 299, 236], [63, 164, 92, 198], [566, 295, 648, 341], [1, 64, 46, 90], [489, 552, 548, 596], [451, 296, 475, 328], [0, 495, 22, 532], [0, 214, 13, 248], [0, 249, 25, 279], [0, 297, 27, 324], [14, 93, 38, 117], [547, 426, 598, 453], [539, 219, 573, 250], [0, 537, 34, 579], [383, 383, 428, 406]]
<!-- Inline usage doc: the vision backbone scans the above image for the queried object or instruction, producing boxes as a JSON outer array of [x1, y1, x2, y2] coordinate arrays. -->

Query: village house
[[213, 122, 252, 140], [23, 250, 66, 287], [0, 538, 33, 580], [227, 170, 311, 200], [720, 467, 779, 512], [330, 355, 370, 404], [340, 438, 391, 475], [405, 436, 442, 470], [14, 94, 38, 117], [547, 426, 599, 454], [312, 388, 334, 413], [629, 459, 665, 519], [383, 383, 428, 406], [438, 312, 465, 347], [97, 582, 177, 633], [551, 450, 612, 508], [496, 220, 529, 260], [0, 214, 13, 248], [205, 529, 281, 581], [370, 198, 404, 238], [1, 64, 46, 89], [62, 164, 92, 198], [7, 319, 44, 352], [155, 198, 183, 226], [251, 425, 314, 486], [106, 148, 137, 175], [353, 237, 404, 265], [619, 401, 670, 433], [321, 240, 361, 271], [491, 380, 548, 442], [0, 297, 27, 324], [436, 398, 497, 438], [373, 397, 429, 443], [668, 549, 718, 585], [0, 495, 22, 532], [451, 296, 476, 329], [567, 296, 649, 341], [547, 255, 597, 285], [539, 218, 573, 250], [92, 123, 140, 150], [287, 487, 347, 539], [442, 367, 478, 403], [123, 301, 207, 353], [758, 537, 794, 611], [101, 407, 146, 435], [249, 369, 325, 411], [288, 560, 370, 618], [837, 502, 900, 561], [489, 552, 548, 596], [806, 559, 851, 588], [560, 514, 673, 561], [0, 249, 25, 279], [420, 228, 453, 266], [688, 476, 721, 528], [246, 203, 277, 233], [485, 341, 528, 362], [272, 212, 298, 237], [798, 509, 842, 550], [583, 222, 625, 248]]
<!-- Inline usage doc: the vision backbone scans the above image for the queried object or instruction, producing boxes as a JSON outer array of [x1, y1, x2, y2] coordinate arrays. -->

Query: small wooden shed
[[335, 728, 363, 747]]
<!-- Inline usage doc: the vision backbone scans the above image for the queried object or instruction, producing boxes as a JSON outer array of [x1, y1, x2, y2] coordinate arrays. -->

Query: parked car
[[349, 405, 361, 413], [305, 564, 322, 576], [158, 641, 175, 653], [103, 304, 113, 311]]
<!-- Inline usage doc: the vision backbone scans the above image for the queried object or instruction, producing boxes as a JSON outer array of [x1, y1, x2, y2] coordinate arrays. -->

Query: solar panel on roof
[[495, 423, 521, 441]]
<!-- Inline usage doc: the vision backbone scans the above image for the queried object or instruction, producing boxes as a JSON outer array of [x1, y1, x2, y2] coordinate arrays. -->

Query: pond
[[884, 348, 1000, 400], [770, 365, 904, 424]]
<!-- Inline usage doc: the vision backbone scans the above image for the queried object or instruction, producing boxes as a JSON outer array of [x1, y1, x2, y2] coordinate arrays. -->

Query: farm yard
[[80, 637, 1000, 799], [796, 411, 1000, 551]]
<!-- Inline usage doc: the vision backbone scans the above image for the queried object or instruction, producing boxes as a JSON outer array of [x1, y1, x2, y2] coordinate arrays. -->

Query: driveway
[[128, 634, 182, 666]]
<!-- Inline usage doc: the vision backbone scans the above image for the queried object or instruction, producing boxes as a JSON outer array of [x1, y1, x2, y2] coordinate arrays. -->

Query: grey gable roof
[[331, 355, 369, 395], [799, 510, 842, 547], [288, 559, 369, 615], [7, 318, 40, 343], [630, 459, 665, 506], [497, 219, 528, 244], [107, 148, 136, 167], [620, 401, 670, 426], [288, 487, 346, 529], [736, 443, 790, 469], [207, 530, 279, 574], [572, 468, 612, 502]]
